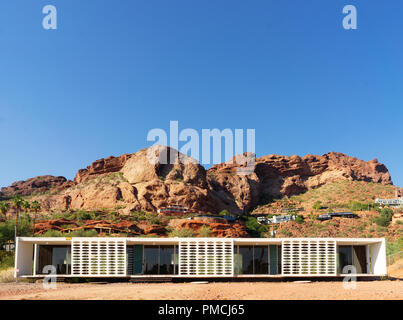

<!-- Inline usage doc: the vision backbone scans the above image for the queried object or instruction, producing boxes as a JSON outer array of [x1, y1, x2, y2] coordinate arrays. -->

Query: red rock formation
[[74, 154, 132, 183], [0, 176, 72, 198], [208, 151, 392, 212], [142, 224, 167, 236], [34, 219, 78, 234], [169, 217, 249, 238], [34, 219, 143, 235], [1, 147, 394, 216]]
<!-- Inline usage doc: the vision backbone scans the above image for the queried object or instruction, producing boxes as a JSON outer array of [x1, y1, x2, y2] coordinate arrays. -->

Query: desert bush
[[295, 215, 304, 224], [0, 251, 14, 271], [386, 237, 403, 256], [38, 230, 64, 237], [38, 229, 98, 237], [198, 225, 212, 237], [375, 208, 393, 227], [168, 228, 195, 238], [218, 210, 230, 216], [312, 201, 322, 210], [349, 201, 376, 211], [130, 211, 147, 222], [69, 230, 98, 237], [242, 216, 269, 237], [68, 210, 97, 221], [0, 268, 14, 283], [146, 213, 162, 225], [279, 229, 292, 237]]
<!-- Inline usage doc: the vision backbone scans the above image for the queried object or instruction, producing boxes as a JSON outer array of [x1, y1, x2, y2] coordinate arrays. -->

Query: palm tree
[[21, 200, 31, 213], [11, 195, 23, 238], [30, 200, 41, 235], [0, 201, 10, 220]]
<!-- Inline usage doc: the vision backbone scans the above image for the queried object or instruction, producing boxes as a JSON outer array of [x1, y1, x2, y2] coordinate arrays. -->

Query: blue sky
[[0, 0, 402, 187]]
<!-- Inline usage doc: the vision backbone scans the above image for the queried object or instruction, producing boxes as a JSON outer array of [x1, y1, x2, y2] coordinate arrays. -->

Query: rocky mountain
[[208, 151, 392, 213], [0, 146, 393, 215], [0, 175, 72, 197]]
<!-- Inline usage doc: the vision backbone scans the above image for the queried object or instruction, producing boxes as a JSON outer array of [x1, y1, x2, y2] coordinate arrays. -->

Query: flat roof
[[17, 237, 385, 245]]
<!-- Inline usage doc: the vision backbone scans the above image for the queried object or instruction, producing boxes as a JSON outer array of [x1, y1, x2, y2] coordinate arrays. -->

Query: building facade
[[14, 237, 387, 279], [375, 198, 403, 208]]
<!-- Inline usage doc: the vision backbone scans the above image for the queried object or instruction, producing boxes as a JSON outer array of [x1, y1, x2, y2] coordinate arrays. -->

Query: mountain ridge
[[0, 146, 394, 215]]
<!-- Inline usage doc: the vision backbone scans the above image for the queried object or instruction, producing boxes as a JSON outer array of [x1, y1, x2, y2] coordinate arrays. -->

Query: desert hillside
[[0, 146, 393, 215], [0, 146, 402, 251]]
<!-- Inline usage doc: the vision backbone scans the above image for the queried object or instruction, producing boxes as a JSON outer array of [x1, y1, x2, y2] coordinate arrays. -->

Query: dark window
[[239, 246, 254, 274], [159, 246, 175, 275], [254, 246, 269, 274], [38, 245, 71, 275], [338, 246, 353, 274], [238, 245, 269, 275], [353, 246, 367, 274], [339, 245, 368, 274], [144, 246, 159, 274], [143, 245, 176, 275]]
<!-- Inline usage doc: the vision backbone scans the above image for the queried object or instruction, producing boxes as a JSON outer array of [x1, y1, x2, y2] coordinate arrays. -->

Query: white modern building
[[375, 198, 403, 208], [14, 237, 387, 279]]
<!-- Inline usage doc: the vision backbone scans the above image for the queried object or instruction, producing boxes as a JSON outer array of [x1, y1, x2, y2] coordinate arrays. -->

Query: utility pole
[[14, 210, 18, 284], [15, 209, 19, 240]]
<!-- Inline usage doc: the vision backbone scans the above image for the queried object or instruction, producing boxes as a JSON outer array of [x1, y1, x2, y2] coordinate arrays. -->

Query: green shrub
[[0, 251, 14, 271], [146, 213, 162, 225], [349, 201, 377, 211], [68, 210, 96, 221], [386, 237, 403, 256], [295, 215, 304, 224], [38, 229, 99, 237], [69, 230, 98, 237], [312, 201, 322, 210], [198, 225, 212, 237], [39, 230, 64, 237], [130, 211, 147, 222], [375, 208, 393, 227], [0, 218, 33, 247], [168, 228, 195, 238], [243, 217, 269, 237]]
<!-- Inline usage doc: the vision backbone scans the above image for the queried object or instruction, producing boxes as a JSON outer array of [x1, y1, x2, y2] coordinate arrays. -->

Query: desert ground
[[0, 279, 401, 300], [0, 259, 401, 300]]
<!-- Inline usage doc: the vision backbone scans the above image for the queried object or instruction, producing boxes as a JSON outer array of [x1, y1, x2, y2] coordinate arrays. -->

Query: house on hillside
[[375, 198, 403, 208]]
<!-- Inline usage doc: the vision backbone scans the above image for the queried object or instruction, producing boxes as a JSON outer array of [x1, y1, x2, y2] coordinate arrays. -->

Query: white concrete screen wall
[[282, 239, 336, 276], [179, 239, 233, 276], [71, 238, 127, 276]]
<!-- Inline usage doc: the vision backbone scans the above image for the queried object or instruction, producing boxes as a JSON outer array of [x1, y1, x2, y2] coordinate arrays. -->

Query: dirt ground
[[0, 259, 401, 300], [0, 279, 401, 300]]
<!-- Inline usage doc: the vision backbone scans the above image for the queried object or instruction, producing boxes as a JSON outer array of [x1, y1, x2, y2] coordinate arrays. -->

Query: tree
[[11, 195, 24, 238], [21, 200, 31, 213], [30, 201, 41, 235], [0, 202, 10, 220]]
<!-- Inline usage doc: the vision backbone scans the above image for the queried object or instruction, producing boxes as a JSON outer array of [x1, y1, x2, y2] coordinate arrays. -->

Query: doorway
[[338, 245, 367, 274], [37, 245, 71, 275]]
